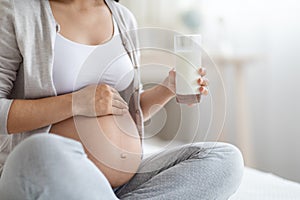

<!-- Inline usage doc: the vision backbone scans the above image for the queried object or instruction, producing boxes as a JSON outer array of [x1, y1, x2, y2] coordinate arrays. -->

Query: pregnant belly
[[50, 111, 142, 188]]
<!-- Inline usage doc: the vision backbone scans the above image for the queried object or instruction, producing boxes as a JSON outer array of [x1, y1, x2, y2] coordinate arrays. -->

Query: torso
[[52, 17, 135, 94], [49, 0, 142, 187]]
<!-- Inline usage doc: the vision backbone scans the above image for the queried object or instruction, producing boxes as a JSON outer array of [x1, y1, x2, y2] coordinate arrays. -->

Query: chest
[[49, 1, 113, 46], [52, 17, 134, 95]]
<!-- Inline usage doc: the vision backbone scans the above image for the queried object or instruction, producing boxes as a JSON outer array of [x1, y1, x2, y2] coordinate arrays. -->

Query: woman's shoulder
[[14, 0, 46, 13], [0, 0, 45, 20], [0, 0, 34, 11], [0, 0, 13, 16], [2, 0, 52, 17], [1, 0, 55, 36]]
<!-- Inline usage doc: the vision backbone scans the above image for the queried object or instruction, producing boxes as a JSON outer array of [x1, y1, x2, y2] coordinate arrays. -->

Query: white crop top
[[53, 17, 134, 95]]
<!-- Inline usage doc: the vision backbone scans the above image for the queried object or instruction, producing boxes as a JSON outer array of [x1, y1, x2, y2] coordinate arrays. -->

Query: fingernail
[[198, 78, 203, 84], [199, 87, 204, 92]]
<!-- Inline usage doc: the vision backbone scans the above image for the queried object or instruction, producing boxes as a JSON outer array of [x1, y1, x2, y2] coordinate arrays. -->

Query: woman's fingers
[[111, 93, 128, 116], [198, 67, 207, 77], [110, 87, 127, 105], [197, 67, 209, 95], [111, 107, 127, 115], [99, 85, 128, 115], [198, 77, 209, 86], [111, 99, 128, 115], [110, 87, 118, 94], [112, 99, 128, 109], [199, 86, 209, 95], [112, 93, 127, 105]]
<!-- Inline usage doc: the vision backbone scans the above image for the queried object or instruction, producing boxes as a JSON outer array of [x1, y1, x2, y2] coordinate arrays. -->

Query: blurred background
[[120, 0, 300, 183]]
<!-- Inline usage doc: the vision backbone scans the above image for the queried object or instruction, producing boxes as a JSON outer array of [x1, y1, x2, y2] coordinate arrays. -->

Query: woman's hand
[[163, 67, 209, 96], [73, 84, 128, 117], [197, 67, 209, 95]]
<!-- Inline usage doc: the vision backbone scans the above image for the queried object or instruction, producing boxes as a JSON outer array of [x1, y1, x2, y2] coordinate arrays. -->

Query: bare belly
[[50, 111, 142, 188]]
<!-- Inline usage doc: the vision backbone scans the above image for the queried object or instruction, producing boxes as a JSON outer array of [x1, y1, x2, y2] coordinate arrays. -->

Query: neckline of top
[[56, 16, 118, 48], [46, 0, 117, 47]]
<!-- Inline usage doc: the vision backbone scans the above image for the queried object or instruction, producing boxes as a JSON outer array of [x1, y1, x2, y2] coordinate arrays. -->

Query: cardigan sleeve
[[0, 0, 22, 135]]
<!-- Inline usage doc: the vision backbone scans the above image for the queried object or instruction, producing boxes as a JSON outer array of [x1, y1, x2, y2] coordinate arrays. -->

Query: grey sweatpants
[[0, 134, 244, 200]]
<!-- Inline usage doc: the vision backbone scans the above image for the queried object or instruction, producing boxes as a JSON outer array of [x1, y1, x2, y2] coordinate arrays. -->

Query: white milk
[[174, 35, 201, 104]]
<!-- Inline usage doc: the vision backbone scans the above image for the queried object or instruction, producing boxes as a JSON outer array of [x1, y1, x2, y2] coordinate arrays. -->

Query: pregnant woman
[[0, 0, 244, 199]]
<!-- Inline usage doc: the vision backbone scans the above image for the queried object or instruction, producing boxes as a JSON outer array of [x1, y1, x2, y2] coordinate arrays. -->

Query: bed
[[230, 167, 300, 200], [143, 140, 300, 200]]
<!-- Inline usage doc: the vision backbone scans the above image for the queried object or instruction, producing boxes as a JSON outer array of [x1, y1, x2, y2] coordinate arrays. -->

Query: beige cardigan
[[0, 0, 144, 174]]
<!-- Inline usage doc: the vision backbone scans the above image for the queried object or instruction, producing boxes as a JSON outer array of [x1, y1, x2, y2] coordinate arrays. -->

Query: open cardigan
[[0, 0, 144, 174]]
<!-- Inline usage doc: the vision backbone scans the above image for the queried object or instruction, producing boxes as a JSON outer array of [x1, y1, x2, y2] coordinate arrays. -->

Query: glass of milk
[[174, 35, 202, 104]]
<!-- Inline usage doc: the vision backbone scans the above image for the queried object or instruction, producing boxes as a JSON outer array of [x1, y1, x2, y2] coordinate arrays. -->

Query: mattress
[[230, 167, 300, 200]]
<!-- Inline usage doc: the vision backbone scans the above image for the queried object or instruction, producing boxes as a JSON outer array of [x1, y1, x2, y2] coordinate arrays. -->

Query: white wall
[[120, 0, 300, 182], [206, 0, 300, 183], [248, 0, 300, 182]]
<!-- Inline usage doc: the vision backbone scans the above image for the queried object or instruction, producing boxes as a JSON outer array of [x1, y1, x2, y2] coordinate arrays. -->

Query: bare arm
[[7, 84, 128, 134], [140, 84, 175, 122], [7, 94, 73, 134]]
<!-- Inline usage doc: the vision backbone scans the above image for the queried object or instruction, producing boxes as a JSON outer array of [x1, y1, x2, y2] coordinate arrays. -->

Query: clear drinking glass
[[174, 35, 202, 104]]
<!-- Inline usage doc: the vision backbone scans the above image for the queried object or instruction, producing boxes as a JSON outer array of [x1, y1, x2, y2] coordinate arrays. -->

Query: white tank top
[[53, 17, 134, 95]]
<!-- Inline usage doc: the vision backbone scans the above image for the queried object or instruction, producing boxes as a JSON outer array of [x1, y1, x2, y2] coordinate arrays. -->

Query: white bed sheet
[[230, 167, 300, 200], [143, 141, 300, 200]]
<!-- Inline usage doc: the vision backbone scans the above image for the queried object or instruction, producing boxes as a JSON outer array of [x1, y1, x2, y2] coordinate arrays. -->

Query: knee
[[3, 134, 84, 175], [1, 135, 113, 199], [212, 143, 244, 193], [191, 142, 244, 194]]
